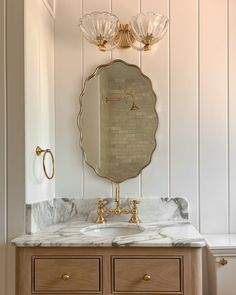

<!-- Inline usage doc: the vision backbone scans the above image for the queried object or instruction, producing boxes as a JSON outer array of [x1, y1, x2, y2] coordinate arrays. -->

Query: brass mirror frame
[[78, 59, 158, 183]]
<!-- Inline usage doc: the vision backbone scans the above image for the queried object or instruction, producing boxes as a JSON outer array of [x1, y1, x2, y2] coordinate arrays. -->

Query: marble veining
[[12, 220, 205, 248], [26, 196, 189, 234], [26, 198, 77, 234]]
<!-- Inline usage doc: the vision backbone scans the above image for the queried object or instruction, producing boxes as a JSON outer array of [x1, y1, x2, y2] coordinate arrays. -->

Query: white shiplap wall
[[25, 0, 55, 203], [55, 0, 236, 234]]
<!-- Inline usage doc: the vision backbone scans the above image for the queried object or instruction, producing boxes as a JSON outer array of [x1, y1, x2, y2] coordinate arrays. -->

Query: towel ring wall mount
[[36, 146, 55, 180]]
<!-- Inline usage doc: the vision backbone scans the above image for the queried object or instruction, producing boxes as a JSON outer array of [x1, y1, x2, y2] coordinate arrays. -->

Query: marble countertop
[[204, 234, 236, 250], [12, 219, 206, 248]]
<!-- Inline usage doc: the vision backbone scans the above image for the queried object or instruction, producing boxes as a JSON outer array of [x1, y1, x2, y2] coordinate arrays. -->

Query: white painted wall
[[54, 0, 236, 234], [25, 0, 55, 203]]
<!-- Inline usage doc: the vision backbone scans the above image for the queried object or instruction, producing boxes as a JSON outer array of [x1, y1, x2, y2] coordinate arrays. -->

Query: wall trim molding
[[6, 0, 25, 294], [0, 0, 7, 293]]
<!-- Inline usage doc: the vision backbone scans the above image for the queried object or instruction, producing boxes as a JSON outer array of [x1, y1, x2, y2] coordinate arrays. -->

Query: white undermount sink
[[80, 223, 144, 237]]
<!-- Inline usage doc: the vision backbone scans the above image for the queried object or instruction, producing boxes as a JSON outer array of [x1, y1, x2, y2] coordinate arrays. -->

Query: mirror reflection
[[79, 60, 158, 183]]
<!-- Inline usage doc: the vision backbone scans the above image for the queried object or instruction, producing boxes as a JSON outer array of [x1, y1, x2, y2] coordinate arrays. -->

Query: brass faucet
[[96, 183, 141, 224]]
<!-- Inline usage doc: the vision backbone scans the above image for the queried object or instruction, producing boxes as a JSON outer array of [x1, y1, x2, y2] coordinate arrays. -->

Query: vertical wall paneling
[[54, 0, 236, 233], [55, 0, 83, 198], [200, 0, 228, 233], [25, 0, 55, 203], [25, 0, 39, 202], [141, 0, 169, 198], [39, 0, 55, 198], [0, 0, 6, 293], [82, 0, 113, 198], [170, 0, 199, 228], [229, 0, 236, 233], [6, 0, 25, 294], [112, 0, 141, 198]]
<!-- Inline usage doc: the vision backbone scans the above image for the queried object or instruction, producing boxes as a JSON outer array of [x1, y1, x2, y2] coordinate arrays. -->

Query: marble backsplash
[[26, 197, 189, 234], [26, 198, 77, 234]]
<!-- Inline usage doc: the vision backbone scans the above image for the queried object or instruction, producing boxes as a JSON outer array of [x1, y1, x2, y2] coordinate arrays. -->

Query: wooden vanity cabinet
[[16, 247, 202, 295]]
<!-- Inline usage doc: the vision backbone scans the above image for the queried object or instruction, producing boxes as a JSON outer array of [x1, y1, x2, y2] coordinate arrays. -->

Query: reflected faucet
[[105, 92, 139, 111], [126, 92, 140, 111]]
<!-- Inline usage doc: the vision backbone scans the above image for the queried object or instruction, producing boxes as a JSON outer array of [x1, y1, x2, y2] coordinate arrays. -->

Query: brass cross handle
[[129, 199, 141, 224], [97, 199, 107, 209], [96, 199, 107, 224], [130, 199, 140, 206]]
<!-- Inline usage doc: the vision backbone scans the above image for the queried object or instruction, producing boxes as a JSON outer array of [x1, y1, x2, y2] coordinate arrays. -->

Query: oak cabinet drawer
[[33, 257, 102, 293], [112, 257, 183, 293], [16, 248, 202, 295]]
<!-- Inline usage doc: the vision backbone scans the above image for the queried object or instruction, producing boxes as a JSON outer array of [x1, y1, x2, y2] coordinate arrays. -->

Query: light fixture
[[79, 11, 168, 52]]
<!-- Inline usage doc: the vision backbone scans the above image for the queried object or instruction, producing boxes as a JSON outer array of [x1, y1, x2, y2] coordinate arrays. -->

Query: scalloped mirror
[[78, 59, 158, 183]]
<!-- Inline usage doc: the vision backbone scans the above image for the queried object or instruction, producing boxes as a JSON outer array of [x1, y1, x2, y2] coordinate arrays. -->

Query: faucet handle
[[96, 199, 107, 224], [130, 199, 140, 206], [97, 199, 107, 209], [129, 199, 141, 224]]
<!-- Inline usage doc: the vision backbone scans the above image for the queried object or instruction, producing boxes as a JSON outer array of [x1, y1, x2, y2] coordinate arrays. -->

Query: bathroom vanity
[[12, 59, 206, 295], [13, 217, 205, 295], [16, 246, 202, 295]]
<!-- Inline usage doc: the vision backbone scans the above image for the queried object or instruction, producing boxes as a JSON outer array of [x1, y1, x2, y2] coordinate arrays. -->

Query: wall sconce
[[79, 11, 168, 52]]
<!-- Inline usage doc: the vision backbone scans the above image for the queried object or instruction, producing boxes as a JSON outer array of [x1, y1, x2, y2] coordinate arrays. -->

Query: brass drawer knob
[[61, 273, 70, 280], [218, 258, 228, 266], [143, 274, 151, 281]]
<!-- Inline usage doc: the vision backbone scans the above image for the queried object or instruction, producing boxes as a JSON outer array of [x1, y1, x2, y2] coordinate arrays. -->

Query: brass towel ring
[[36, 146, 55, 180]]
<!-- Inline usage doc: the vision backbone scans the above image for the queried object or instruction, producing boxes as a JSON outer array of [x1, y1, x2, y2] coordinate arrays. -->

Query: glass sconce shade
[[129, 12, 169, 51], [79, 11, 168, 52], [79, 12, 120, 51]]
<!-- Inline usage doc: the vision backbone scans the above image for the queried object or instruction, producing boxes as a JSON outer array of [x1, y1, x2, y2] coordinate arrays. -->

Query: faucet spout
[[115, 183, 120, 205]]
